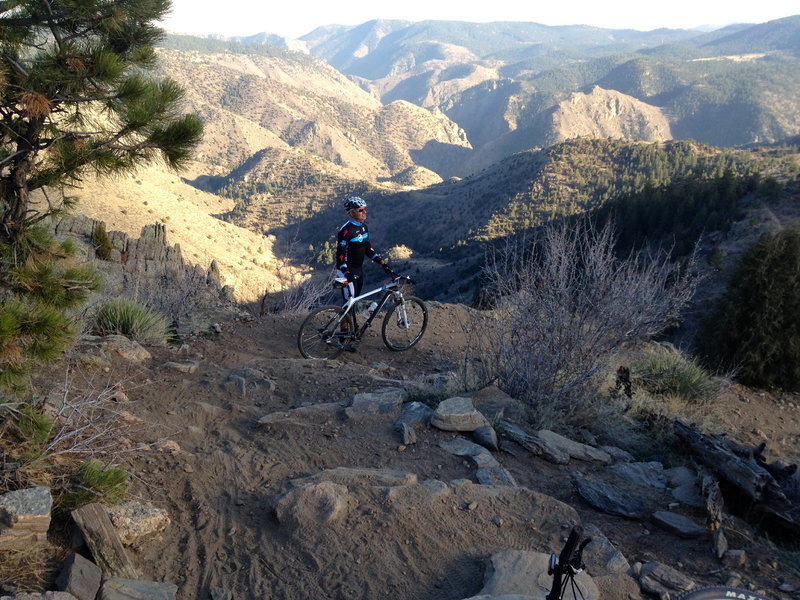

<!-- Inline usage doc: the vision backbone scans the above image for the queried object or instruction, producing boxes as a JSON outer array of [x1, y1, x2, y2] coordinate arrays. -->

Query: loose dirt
[[28, 303, 800, 600]]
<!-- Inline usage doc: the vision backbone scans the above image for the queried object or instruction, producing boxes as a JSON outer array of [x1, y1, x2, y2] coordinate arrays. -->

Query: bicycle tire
[[381, 296, 428, 351], [297, 305, 354, 359], [678, 587, 773, 600]]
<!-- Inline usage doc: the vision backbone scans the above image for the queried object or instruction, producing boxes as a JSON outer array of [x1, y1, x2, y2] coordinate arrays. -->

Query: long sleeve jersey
[[336, 219, 380, 273]]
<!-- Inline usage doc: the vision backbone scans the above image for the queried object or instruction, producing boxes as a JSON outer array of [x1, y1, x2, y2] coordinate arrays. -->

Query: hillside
[[293, 17, 800, 157]]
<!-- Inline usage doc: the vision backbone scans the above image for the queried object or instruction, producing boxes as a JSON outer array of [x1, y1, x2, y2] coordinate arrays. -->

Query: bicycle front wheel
[[381, 297, 428, 351], [298, 305, 354, 359], [679, 588, 773, 600]]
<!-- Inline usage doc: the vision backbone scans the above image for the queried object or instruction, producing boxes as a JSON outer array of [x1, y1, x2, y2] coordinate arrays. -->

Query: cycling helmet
[[343, 196, 367, 211]]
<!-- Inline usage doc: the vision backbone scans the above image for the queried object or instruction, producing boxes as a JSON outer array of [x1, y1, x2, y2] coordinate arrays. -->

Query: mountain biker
[[335, 196, 392, 304]]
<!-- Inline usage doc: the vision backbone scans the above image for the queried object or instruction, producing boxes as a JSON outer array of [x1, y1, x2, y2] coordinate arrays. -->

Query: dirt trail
[[33, 304, 800, 600]]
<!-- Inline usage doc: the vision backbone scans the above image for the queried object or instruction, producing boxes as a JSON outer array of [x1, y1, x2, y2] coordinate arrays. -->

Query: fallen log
[[71, 502, 140, 579], [674, 418, 800, 540]]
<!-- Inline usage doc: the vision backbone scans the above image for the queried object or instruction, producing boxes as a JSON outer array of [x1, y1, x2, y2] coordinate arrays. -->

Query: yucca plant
[[632, 343, 720, 404], [93, 298, 170, 346]]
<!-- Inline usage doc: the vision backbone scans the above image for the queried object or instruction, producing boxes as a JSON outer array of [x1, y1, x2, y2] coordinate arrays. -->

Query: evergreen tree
[[0, 0, 202, 240], [0, 1, 202, 394], [696, 225, 800, 390]]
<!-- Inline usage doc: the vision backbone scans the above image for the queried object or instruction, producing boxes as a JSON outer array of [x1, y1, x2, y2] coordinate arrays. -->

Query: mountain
[[293, 17, 800, 155]]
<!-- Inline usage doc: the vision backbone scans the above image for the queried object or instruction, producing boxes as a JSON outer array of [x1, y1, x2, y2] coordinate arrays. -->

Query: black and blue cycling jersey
[[336, 219, 382, 299]]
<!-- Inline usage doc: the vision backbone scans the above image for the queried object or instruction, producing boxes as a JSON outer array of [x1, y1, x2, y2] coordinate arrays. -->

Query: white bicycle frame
[[338, 277, 410, 331]]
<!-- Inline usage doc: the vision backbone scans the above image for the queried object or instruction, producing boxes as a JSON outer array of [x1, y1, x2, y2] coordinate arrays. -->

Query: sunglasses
[[354, 207, 367, 212]]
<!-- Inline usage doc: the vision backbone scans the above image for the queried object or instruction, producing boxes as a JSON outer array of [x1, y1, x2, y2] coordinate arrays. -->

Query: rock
[[290, 467, 417, 489], [671, 482, 705, 508], [399, 423, 417, 445], [431, 396, 490, 432], [258, 401, 346, 426], [651, 511, 707, 538], [583, 524, 631, 575], [56, 554, 102, 600], [535, 430, 612, 464], [98, 577, 177, 600], [609, 462, 667, 489], [638, 562, 696, 598], [600, 445, 635, 463], [102, 335, 151, 362], [210, 588, 233, 600], [274, 481, 355, 529], [473, 426, 499, 451], [221, 375, 246, 397], [161, 360, 199, 374], [467, 384, 525, 422], [0, 486, 52, 549], [593, 572, 643, 600], [345, 388, 407, 420], [664, 466, 697, 488], [106, 501, 171, 545], [394, 401, 433, 429], [573, 477, 647, 519], [474, 550, 599, 599], [713, 529, 729, 559], [722, 549, 747, 567], [439, 438, 517, 487]]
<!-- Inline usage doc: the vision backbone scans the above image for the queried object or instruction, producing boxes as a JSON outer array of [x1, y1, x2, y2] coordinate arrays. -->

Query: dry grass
[[0, 545, 69, 594]]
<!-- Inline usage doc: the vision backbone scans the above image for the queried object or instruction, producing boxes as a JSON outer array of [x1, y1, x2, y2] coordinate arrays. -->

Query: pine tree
[[0, 1, 202, 394], [0, 0, 203, 239]]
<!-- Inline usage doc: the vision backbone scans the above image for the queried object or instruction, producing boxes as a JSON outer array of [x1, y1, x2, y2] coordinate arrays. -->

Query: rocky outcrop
[[53, 215, 246, 333]]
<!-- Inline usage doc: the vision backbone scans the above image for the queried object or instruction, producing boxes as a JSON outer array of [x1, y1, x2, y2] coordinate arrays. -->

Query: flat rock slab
[[638, 561, 696, 598], [536, 431, 612, 464], [290, 467, 418, 489], [573, 476, 647, 519], [394, 401, 433, 429], [258, 401, 345, 426], [583, 524, 631, 575], [431, 396, 490, 432], [440, 438, 517, 487], [609, 462, 667, 489], [56, 553, 102, 600], [651, 511, 708, 538], [98, 578, 177, 600], [474, 550, 599, 599], [345, 387, 407, 420], [0, 486, 52, 549]]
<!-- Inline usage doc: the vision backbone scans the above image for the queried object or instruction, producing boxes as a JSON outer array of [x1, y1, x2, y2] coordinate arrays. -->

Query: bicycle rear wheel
[[298, 305, 354, 359], [381, 296, 428, 351], [679, 587, 773, 600]]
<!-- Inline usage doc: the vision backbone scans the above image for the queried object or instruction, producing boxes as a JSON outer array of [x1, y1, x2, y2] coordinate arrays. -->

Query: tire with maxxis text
[[678, 587, 773, 600]]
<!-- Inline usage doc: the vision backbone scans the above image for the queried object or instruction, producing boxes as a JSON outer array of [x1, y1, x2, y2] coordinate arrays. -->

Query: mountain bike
[[547, 527, 775, 600], [297, 270, 428, 359]]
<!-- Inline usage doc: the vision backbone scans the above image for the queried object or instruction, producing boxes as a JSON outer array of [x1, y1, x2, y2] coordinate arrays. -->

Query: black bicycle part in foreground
[[297, 273, 428, 359], [547, 526, 592, 600]]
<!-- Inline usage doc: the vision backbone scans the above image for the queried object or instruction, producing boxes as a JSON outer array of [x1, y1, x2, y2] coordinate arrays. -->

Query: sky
[[160, 0, 800, 39]]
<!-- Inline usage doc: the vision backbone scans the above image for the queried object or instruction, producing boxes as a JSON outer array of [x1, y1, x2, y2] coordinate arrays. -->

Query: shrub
[[464, 219, 699, 429], [57, 459, 129, 510], [632, 343, 720, 404], [93, 299, 171, 346], [92, 223, 113, 261], [696, 224, 800, 390]]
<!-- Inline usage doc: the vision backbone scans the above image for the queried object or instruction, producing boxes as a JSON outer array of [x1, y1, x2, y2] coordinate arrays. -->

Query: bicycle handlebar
[[546, 526, 591, 600]]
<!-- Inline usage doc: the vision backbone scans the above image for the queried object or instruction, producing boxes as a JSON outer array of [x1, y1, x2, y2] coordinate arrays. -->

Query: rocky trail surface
[[26, 303, 800, 600]]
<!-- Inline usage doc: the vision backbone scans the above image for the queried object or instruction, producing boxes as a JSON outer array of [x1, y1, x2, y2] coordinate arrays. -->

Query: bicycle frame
[[337, 278, 410, 340]]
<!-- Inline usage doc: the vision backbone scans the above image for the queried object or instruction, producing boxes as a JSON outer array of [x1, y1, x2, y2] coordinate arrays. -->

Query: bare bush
[[464, 219, 701, 428], [260, 232, 334, 315]]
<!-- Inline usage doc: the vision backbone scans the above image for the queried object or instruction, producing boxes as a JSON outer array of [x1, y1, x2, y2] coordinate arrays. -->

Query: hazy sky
[[160, 0, 799, 38]]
